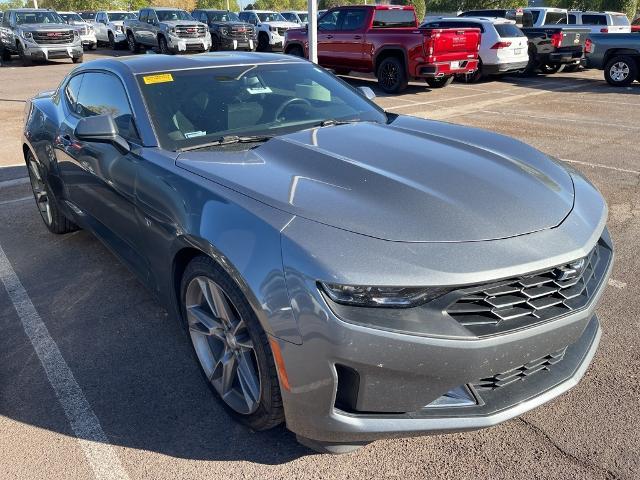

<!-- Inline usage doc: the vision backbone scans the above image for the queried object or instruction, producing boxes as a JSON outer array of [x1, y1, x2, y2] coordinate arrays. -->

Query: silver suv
[[0, 9, 83, 66], [568, 11, 631, 33]]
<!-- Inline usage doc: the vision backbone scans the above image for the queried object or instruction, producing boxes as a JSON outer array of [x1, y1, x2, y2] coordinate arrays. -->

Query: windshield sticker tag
[[247, 86, 272, 95], [184, 131, 206, 139], [143, 73, 174, 85]]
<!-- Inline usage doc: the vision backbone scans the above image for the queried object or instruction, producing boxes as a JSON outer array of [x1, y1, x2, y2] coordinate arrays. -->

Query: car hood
[[176, 117, 575, 243], [260, 21, 298, 28], [161, 20, 204, 27], [211, 21, 252, 28], [19, 23, 73, 32]]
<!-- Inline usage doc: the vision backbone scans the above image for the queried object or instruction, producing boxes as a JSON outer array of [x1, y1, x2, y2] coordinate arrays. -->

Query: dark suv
[[191, 9, 256, 51]]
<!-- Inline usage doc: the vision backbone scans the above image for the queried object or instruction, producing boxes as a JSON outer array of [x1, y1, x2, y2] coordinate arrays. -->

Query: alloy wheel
[[185, 276, 261, 415], [27, 160, 52, 226], [610, 62, 629, 82], [380, 62, 398, 90]]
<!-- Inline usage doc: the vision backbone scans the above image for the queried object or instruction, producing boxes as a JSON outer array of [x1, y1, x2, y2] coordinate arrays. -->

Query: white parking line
[[0, 195, 32, 206], [482, 110, 640, 130], [561, 158, 640, 175], [0, 243, 130, 480], [0, 177, 30, 188]]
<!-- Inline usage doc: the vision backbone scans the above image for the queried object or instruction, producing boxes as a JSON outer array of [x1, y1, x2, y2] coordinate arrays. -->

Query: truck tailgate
[[556, 28, 590, 48], [422, 27, 480, 61]]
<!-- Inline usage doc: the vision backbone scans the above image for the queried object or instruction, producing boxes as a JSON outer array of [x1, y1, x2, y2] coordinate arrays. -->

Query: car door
[[56, 71, 149, 279], [317, 9, 341, 66], [136, 9, 155, 46], [95, 12, 108, 41], [1, 11, 17, 51], [332, 8, 368, 69]]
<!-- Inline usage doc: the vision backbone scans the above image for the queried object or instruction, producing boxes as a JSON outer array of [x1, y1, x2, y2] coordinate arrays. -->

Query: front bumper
[[483, 60, 530, 75], [220, 36, 256, 51], [167, 35, 211, 53], [268, 32, 285, 49], [22, 41, 83, 60], [547, 48, 584, 65], [80, 33, 97, 47], [417, 59, 479, 78]]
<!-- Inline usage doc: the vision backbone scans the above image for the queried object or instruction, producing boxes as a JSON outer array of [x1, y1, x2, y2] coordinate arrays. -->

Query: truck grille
[[175, 25, 206, 38], [472, 348, 567, 391], [446, 239, 611, 337], [230, 25, 254, 39], [32, 30, 74, 45]]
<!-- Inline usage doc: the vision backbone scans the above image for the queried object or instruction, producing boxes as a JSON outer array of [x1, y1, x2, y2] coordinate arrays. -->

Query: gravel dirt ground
[[1, 50, 639, 480]]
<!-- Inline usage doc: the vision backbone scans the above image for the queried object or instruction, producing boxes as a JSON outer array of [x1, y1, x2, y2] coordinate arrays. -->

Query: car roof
[[73, 52, 306, 76]]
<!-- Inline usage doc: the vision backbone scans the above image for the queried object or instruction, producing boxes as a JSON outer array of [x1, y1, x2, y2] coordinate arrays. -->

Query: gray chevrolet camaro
[[22, 53, 613, 453]]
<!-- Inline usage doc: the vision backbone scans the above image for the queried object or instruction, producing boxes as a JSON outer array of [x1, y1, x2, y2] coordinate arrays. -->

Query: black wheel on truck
[[377, 56, 408, 94], [286, 45, 304, 57], [522, 46, 538, 76], [159, 36, 172, 55], [461, 59, 484, 83], [18, 42, 32, 66], [257, 32, 270, 52], [539, 63, 561, 74], [127, 32, 141, 54], [1, 46, 12, 62], [604, 55, 638, 87], [426, 76, 454, 88], [72, 55, 83, 64], [108, 31, 117, 50], [210, 35, 221, 51]]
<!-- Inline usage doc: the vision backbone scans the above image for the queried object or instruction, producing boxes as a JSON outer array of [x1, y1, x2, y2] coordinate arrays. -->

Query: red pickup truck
[[284, 5, 481, 93]]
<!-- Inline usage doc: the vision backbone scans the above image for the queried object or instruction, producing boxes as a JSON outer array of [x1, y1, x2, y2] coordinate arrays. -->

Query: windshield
[[108, 12, 137, 21], [156, 10, 193, 21], [137, 63, 386, 151], [209, 12, 240, 22], [612, 14, 630, 26], [298, 13, 308, 22], [544, 12, 567, 25], [257, 12, 286, 22], [79, 12, 95, 21], [15, 11, 64, 24], [60, 13, 84, 23]]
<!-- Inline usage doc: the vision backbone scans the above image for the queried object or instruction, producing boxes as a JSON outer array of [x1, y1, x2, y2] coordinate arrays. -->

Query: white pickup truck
[[93, 10, 137, 49], [237, 10, 298, 51]]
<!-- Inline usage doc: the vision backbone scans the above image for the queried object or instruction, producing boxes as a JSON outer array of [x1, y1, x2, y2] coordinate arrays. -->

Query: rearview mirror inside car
[[75, 115, 130, 153]]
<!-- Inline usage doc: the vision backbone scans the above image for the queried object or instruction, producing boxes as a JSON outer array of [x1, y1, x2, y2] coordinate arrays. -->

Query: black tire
[[522, 47, 538, 76], [18, 43, 32, 67], [376, 56, 408, 94], [108, 31, 116, 50], [604, 55, 638, 87], [257, 32, 270, 52], [127, 32, 140, 54], [539, 63, 561, 74], [287, 45, 304, 58], [72, 55, 83, 64], [210, 35, 221, 52], [159, 36, 172, 55], [26, 151, 78, 234], [180, 255, 284, 431], [426, 76, 454, 88], [1, 46, 12, 62]]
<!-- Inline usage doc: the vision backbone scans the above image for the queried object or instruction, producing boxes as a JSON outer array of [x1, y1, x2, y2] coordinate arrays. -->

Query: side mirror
[[357, 86, 376, 100], [75, 115, 130, 153]]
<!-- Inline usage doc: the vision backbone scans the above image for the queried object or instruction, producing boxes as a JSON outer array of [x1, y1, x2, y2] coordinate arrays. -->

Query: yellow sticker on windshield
[[143, 73, 174, 85]]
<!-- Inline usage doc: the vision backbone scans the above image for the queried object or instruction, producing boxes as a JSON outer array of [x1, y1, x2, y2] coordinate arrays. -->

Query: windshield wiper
[[177, 135, 273, 152], [315, 119, 362, 128]]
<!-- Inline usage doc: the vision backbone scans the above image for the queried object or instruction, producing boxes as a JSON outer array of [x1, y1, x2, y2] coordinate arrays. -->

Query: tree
[[245, 3, 254, 9], [406, 0, 425, 22], [425, 0, 526, 13], [0, 0, 26, 11], [196, 0, 241, 10]]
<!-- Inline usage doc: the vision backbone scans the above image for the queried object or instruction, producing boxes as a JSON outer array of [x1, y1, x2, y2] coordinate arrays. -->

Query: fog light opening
[[425, 385, 477, 408]]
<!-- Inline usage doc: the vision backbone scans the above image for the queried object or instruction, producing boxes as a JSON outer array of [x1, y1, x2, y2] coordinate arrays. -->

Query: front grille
[[230, 25, 254, 39], [184, 43, 205, 51], [473, 348, 567, 391], [446, 239, 611, 337], [32, 30, 74, 45], [175, 25, 206, 38]]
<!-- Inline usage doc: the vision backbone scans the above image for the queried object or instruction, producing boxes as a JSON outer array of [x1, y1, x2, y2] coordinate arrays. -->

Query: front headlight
[[270, 25, 277, 32], [220, 27, 228, 35], [168, 27, 176, 34], [320, 283, 451, 308], [22, 30, 33, 40], [73, 30, 79, 37]]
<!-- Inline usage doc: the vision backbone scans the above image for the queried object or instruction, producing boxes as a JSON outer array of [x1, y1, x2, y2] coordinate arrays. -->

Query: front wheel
[[377, 57, 408, 94], [604, 55, 638, 87], [426, 76, 454, 88], [18, 43, 32, 66], [257, 32, 270, 52], [127, 33, 140, 54], [286, 45, 304, 58], [0, 46, 11, 62], [159, 36, 172, 55], [108, 32, 116, 50], [72, 55, 83, 64], [26, 151, 77, 234], [180, 256, 284, 431]]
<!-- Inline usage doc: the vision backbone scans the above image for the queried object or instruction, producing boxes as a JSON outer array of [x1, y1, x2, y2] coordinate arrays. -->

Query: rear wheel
[[377, 57, 408, 94], [210, 35, 221, 51], [72, 55, 83, 64], [426, 76, 454, 88], [604, 55, 637, 87], [18, 43, 32, 67], [539, 63, 561, 74], [26, 151, 77, 234], [1, 46, 11, 62], [180, 256, 284, 431]]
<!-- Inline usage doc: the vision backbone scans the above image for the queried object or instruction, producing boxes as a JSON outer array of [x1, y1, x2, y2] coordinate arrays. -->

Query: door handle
[[353, 35, 362, 39], [326, 34, 333, 39]]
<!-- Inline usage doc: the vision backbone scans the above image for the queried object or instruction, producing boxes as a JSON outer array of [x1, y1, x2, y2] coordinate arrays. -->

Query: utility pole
[[33, 0, 39, 8], [307, 0, 317, 63], [226, 0, 230, 10]]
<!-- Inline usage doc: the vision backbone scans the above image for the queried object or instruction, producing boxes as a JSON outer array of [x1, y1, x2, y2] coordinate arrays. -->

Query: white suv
[[93, 10, 137, 49], [237, 10, 298, 51], [422, 17, 529, 82], [568, 11, 631, 33]]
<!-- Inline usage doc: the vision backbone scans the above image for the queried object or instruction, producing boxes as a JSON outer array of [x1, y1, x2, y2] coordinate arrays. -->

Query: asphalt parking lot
[[1, 50, 639, 480]]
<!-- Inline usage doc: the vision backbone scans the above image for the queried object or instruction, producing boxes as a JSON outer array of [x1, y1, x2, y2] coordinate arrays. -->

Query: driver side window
[[319, 10, 340, 31]]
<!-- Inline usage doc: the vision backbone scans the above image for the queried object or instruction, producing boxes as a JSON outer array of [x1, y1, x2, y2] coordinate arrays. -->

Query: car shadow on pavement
[[0, 206, 313, 465]]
